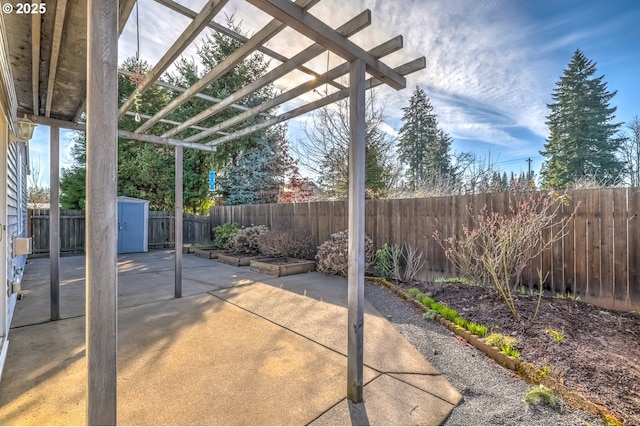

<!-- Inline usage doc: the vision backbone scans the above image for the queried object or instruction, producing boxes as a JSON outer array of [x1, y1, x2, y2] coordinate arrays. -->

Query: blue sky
[[29, 0, 640, 185]]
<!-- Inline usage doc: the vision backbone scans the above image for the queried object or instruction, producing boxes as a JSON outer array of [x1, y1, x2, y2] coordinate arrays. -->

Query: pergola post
[[347, 58, 365, 403], [49, 126, 60, 321], [86, 0, 118, 424], [175, 145, 183, 298]]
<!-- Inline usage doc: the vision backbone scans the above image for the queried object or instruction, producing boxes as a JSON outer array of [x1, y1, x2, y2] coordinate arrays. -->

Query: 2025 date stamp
[[2, 3, 47, 14]]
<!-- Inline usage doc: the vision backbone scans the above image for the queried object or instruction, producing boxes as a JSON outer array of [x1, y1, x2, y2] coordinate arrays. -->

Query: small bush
[[257, 228, 315, 259], [407, 288, 421, 298], [375, 243, 403, 280], [524, 385, 558, 409], [419, 295, 435, 307], [545, 328, 565, 343], [213, 222, 239, 248], [467, 322, 488, 338], [454, 316, 468, 329], [227, 225, 269, 254], [315, 230, 375, 276]]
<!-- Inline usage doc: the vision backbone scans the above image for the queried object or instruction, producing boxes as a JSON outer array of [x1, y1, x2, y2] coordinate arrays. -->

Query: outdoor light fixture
[[15, 114, 37, 141]]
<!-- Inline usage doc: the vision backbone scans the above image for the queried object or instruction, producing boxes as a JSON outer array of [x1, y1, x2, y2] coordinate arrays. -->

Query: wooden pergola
[[1, 0, 424, 423]]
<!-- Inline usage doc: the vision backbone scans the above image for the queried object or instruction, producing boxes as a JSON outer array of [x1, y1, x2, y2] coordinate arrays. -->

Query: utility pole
[[527, 158, 533, 181]]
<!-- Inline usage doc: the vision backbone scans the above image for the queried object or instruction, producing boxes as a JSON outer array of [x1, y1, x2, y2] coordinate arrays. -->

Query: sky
[[28, 0, 640, 186]]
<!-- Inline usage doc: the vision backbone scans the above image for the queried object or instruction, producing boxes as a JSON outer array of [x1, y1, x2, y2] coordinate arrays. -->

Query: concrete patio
[[0, 250, 461, 425]]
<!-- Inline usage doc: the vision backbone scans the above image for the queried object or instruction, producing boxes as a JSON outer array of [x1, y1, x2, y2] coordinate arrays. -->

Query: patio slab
[[0, 251, 461, 425]]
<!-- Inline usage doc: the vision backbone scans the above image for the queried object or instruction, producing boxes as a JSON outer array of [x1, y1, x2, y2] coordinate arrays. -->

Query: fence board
[[599, 189, 614, 305], [613, 188, 629, 304], [414, 198, 429, 279], [586, 190, 601, 299], [376, 200, 389, 249], [628, 188, 640, 309], [573, 190, 589, 298]]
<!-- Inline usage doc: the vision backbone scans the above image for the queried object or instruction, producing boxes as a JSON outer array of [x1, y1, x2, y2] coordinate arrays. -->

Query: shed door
[[117, 202, 145, 254]]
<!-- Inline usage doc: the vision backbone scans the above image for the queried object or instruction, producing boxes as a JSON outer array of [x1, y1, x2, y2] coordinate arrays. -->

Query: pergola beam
[[186, 35, 403, 142], [25, 114, 221, 152], [44, 0, 67, 118], [31, 13, 41, 115], [162, 10, 372, 138], [134, 0, 320, 134], [118, 0, 228, 118], [247, 0, 406, 90], [124, 111, 216, 133], [204, 57, 426, 147], [118, 129, 218, 152], [154, 0, 346, 90]]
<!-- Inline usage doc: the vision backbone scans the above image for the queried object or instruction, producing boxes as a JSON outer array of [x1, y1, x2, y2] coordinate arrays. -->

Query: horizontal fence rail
[[210, 188, 640, 312], [28, 209, 211, 254]]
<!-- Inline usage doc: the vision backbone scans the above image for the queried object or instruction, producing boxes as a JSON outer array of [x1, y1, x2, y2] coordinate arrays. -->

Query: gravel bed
[[364, 282, 601, 426]]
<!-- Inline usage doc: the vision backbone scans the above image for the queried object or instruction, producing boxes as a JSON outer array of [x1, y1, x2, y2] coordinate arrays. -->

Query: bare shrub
[[257, 228, 315, 259], [227, 225, 269, 254], [434, 189, 578, 319], [402, 243, 424, 283], [316, 230, 375, 276]]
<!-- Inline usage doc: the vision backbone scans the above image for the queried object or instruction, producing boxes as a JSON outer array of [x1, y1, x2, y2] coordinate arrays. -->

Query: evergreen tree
[[541, 49, 625, 188], [397, 86, 452, 191], [62, 17, 284, 212]]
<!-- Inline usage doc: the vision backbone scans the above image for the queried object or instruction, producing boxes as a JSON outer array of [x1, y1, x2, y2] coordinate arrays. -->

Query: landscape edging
[[366, 276, 624, 426]]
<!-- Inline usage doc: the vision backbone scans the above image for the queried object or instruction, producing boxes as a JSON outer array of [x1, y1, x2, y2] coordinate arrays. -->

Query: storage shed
[[117, 197, 149, 254]]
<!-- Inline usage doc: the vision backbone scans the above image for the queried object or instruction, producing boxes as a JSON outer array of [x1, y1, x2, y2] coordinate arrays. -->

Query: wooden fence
[[210, 188, 640, 312], [29, 209, 211, 254]]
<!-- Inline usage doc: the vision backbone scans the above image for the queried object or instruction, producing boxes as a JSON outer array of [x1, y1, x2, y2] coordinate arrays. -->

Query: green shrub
[[419, 295, 435, 308], [454, 316, 468, 329], [213, 222, 239, 249], [438, 306, 458, 322], [375, 243, 403, 280], [407, 288, 421, 297], [524, 385, 557, 409], [467, 322, 488, 338]]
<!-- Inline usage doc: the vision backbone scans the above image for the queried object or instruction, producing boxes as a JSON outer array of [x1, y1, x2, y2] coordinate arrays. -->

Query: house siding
[[6, 140, 27, 288]]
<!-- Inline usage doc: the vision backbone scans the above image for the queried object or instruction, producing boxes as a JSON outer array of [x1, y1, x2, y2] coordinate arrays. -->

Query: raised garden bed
[[193, 248, 224, 259], [217, 252, 267, 267], [249, 257, 316, 277]]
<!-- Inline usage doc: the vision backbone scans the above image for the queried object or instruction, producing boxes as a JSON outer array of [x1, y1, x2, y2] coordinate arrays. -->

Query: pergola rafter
[[202, 57, 425, 148], [154, 0, 347, 91], [118, 69, 274, 119], [185, 35, 404, 143], [133, 0, 320, 134], [117, 0, 229, 118], [161, 9, 372, 138], [2, 0, 426, 422]]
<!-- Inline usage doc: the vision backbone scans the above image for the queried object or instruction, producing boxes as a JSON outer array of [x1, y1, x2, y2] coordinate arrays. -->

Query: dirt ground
[[404, 281, 640, 425]]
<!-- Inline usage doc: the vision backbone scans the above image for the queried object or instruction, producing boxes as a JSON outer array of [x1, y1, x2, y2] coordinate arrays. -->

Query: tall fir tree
[[398, 86, 452, 191], [540, 49, 624, 188]]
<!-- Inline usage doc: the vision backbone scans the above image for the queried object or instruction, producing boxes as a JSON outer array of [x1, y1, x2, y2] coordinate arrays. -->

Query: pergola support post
[[347, 58, 365, 403], [175, 145, 183, 298], [86, 0, 118, 424], [49, 126, 60, 321]]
